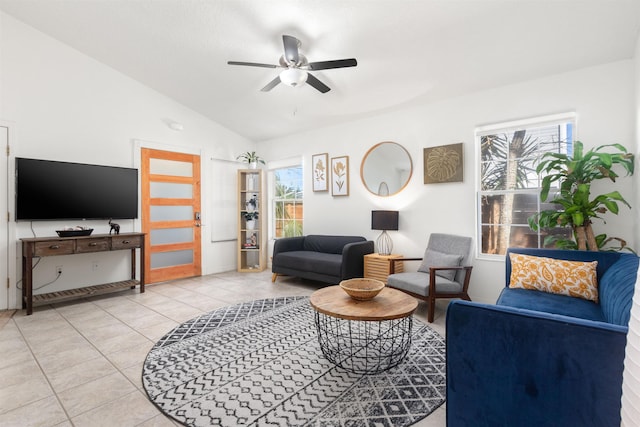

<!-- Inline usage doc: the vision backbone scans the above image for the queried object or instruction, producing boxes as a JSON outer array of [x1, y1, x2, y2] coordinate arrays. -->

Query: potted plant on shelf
[[528, 141, 634, 251], [245, 194, 258, 211], [237, 151, 266, 169], [242, 211, 259, 230]]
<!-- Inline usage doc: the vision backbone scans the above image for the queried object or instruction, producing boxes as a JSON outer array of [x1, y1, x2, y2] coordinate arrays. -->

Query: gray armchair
[[387, 233, 474, 322]]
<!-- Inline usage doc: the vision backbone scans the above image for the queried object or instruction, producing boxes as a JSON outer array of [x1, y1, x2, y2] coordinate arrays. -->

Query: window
[[477, 114, 575, 256], [273, 166, 303, 238]]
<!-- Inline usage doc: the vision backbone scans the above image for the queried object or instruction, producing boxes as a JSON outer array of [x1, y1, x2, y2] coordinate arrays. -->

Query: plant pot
[[246, 220, 256, 230], [249, 161, 258, 169]]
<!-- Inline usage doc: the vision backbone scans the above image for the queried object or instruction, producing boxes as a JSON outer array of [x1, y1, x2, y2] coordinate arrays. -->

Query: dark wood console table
[[21, 232, 145, 315]]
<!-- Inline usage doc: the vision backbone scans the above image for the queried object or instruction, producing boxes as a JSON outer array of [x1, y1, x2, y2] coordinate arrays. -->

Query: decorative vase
[[246, 174, 255, 190]]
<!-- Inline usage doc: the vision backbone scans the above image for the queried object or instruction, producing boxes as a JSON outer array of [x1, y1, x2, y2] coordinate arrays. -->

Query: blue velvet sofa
[[446, 248, 639, 427], [271, 235, 374, 284]]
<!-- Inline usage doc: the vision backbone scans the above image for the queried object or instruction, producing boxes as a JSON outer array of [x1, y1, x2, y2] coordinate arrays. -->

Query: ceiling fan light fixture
[[228, 34, 356, 93], [280, 68, 307, 87]]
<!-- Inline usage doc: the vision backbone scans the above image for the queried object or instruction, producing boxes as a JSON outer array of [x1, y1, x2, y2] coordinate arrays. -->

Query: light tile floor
[[0, 270, 448, 427]]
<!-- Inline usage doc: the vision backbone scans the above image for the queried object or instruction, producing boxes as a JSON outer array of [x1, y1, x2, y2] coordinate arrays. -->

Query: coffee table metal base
[[314, 311, 413, 374]]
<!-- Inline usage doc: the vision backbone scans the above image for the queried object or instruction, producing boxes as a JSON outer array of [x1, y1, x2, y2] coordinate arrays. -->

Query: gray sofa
[[271, 235, 374, 284]]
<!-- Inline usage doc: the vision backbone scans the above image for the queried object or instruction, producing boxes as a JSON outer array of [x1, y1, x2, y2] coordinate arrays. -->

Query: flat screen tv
[[15, 157, 139, 221]]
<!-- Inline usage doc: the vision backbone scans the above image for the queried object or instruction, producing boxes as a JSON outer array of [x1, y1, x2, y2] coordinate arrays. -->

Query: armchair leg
[[428, 296, 436, 323], [271, 273, 278, 283]]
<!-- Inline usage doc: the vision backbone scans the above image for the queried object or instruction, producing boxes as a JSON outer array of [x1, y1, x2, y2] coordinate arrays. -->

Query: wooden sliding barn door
[[141, 148, 201, 283]]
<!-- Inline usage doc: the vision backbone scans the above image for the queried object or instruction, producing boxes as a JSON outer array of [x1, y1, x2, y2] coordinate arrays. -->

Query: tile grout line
[[11, 309, 75, 424], [51, 301, 160, 424]]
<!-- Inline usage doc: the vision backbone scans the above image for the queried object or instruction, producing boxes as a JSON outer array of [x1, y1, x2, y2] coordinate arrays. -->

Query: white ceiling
[[1, 0, 640, 142]]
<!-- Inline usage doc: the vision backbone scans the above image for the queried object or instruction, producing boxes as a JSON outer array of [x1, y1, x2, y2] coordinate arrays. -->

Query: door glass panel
[[150, 205, 193, 221], [151, 250, 194, 268], [150, 158, 192, 177], [150, 182, 193, 198], [151, 228, 193, 245]]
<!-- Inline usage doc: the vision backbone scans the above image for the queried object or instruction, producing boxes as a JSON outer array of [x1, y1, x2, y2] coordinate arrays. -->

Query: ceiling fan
[[227, 35, 357, 93]]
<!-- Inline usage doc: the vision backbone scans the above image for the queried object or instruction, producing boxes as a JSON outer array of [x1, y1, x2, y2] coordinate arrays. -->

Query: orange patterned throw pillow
[[509, 253, 599, 302]]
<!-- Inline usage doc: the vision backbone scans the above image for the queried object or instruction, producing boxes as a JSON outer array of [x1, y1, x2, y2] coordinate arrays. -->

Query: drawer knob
[[89, 242, 97, 247], [50, 245, 60, 250], [122, 240, 130, 244]]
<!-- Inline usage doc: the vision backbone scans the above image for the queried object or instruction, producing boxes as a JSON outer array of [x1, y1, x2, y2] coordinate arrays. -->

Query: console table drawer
[[112, 235, 142, 250], [34, 240, 75, 256], [76, 238, 110, 253]]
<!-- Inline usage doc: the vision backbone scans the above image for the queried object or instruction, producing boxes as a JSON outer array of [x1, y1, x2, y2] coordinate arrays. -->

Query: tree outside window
[[273, 166, 303, 238], [478, 117, 575, 255]]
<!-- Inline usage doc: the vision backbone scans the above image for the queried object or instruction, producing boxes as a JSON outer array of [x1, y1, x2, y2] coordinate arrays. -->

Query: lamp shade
[[279, 68, 307, 87], [371, 210, 399, 231]]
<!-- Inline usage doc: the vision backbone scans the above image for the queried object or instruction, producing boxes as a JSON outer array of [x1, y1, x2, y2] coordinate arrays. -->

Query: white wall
[[0, 12, 254, 308], [261, 60, 638, 303], [2, 10, 637, 308]]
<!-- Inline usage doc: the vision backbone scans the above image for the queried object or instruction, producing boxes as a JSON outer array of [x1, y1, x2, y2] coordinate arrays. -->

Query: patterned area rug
[[142, 297, 446, 426]]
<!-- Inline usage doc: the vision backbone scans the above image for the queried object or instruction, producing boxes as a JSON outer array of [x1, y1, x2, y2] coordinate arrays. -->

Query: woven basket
[[339, 278, 385, 301]]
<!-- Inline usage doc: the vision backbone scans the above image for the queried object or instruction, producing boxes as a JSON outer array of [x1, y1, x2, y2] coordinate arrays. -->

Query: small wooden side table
[[309, 286, 418, 374], [364, 253, 404, 284]]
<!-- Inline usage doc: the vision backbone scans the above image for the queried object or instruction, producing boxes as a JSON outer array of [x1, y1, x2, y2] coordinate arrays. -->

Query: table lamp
[[371, 210, 399, 255]]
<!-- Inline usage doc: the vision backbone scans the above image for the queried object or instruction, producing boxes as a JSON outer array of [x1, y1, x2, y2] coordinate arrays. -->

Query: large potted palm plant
[[528, 141, 634, 251]]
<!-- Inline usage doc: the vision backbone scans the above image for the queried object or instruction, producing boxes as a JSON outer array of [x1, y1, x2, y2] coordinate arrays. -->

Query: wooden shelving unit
[[238, 169, 265, 272]]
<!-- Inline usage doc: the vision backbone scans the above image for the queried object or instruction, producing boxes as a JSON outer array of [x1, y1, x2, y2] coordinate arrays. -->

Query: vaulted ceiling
[[1, 0, 639, 142]]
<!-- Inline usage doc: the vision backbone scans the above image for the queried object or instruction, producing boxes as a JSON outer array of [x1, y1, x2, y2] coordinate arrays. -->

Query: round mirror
[[360, 142, 413, 196]]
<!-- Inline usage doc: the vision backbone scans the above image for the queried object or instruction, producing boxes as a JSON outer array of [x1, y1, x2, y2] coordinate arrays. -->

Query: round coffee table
[[309, 285, 418, 374]]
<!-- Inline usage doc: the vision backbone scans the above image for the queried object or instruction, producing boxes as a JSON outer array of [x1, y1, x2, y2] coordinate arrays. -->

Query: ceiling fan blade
[[282, 35, 300, 64], [227, 61, 278, 68], [306, 73, 331, 93], [261, 76, 281, 92], [307, 58, 358, 70]]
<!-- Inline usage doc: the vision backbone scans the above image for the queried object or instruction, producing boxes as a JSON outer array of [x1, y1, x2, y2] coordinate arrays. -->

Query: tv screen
[[15, 158, 139, 221]]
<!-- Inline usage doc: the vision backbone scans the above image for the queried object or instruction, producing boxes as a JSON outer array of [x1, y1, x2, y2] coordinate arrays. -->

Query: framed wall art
[[331, 155, 349, 196], [312, 153, 329, 192], [423, 143, 464, 184]]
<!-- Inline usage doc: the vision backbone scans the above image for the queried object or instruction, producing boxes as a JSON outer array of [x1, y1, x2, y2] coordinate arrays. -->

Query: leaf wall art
[[331, 156, 349, 196], [312, 153, 328, 192], [423, 143, 464, 184]]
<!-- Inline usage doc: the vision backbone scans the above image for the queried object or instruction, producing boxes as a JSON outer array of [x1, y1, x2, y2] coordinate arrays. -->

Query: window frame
[[475, 113, 577, 259], [268, 157, 304, 241]]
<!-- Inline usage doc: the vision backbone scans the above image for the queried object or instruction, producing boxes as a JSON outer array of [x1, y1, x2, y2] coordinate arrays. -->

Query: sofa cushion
[[303, 235, 365, 254], [508, 253, 599, 302], [274, 251, 342, 277], [418, 249, 462, 281], [497, 287, 605, 322], [506, 248, 621, 284]]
